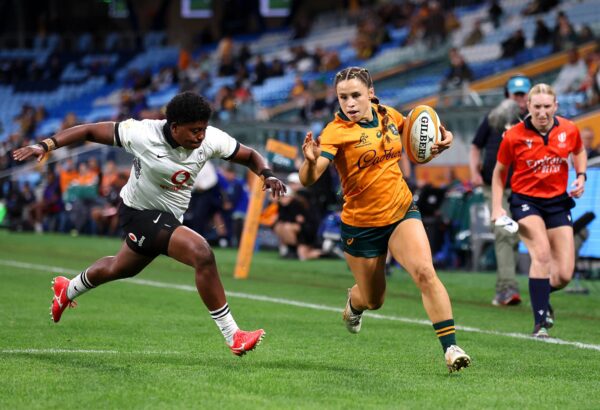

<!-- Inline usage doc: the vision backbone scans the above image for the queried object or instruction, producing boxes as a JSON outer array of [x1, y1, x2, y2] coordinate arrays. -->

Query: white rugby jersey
[[115, 119, 239, 221]]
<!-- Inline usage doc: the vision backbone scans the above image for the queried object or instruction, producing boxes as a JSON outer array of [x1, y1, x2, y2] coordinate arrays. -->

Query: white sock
[[67, 269, 95, 300], [209, 303, 239, 345]]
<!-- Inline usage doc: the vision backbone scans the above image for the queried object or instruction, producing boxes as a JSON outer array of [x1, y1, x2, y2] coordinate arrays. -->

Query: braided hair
[[334, 67, 389, 139]]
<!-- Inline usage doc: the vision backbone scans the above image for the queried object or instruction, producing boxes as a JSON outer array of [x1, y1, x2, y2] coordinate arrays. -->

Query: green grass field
[[1, 230, 600, 409]]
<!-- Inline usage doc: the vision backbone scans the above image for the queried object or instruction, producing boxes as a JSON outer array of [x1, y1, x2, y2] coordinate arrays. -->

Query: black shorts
[[119, 203, 181, 257], [509, 192, 575, 229]]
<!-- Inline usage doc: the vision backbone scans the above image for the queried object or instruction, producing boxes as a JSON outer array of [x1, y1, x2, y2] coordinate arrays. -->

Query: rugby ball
[[402, 105, 441, 164]]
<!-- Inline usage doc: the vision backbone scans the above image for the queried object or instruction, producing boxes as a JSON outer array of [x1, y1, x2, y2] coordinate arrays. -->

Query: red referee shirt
[[497, 116, 583, 198]]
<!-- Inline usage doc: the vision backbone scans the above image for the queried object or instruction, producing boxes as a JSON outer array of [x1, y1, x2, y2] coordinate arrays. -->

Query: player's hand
[[263, 176, 287, 199], [302, 131, 321, 163], [569, 175, 585, 198], [12, 144, 46, 162], [431, 125, 452, 157]]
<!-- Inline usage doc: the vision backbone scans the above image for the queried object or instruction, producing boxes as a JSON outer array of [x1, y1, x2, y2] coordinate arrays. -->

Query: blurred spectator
[[424, 1, 447, 48], [30, 170, 63, 232], [269, 58, 285, 77], [553, 11, 578, 52], [57, 158, 79, 194], [252, 55, 269, 85], [272, 172, 322, 260], [15, 104, 37, 139], [488, 0, 503, 29], [534, 17, 553, 46], [214, 85, 237, 121], [289, 75, 306, 101], [218, 164, 249, 247], [552, 48, 587, 94], [91, 161, 127, 236], [522, 0, 559, 16], [501, 29, 526, 58], [6, 181, 35, 231], [577, 25, 596, 44], [463, 20, 484, 46], [66, 160, 100, 234], [184, 161, 226, 243], [582, 127, 600, 159], [441, 48, 473, 92]]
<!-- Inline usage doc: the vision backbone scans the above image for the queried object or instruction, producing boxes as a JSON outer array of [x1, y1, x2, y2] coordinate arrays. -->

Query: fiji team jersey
[[320, 104, 413, 227], [115, 119, 239, 221], [497, 116, 583, 198]]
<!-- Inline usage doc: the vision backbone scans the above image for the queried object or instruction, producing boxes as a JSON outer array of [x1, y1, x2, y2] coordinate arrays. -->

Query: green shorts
[[341, 203, 422, 258]]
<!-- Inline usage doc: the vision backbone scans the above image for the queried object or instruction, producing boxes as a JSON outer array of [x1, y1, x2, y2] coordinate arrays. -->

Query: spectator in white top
[[553, 47, 588, 94]]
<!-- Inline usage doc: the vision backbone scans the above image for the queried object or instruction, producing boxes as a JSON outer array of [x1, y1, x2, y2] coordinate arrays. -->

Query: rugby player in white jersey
[[12, 91, 286, 356]]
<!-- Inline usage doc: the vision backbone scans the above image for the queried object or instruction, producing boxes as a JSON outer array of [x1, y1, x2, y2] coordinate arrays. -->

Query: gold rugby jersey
[[320, 104, 413, 227]]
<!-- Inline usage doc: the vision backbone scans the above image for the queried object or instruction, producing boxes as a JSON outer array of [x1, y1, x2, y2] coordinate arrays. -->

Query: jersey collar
[[524, 115, 559, 145], [337, 107, 379, 128], [163, 122, 180, 148]]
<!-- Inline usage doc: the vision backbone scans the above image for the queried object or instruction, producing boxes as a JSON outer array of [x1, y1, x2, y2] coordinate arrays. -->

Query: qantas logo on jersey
[[159, 170, 193, 191], [525, 155, 568, 174], [357, 148, 402, 169]]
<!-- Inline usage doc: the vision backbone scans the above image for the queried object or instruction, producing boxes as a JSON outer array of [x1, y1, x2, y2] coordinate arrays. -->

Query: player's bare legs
[[389, 219, 452, 322], [86, 243, 156, 285], [168, 225, 264, 355], [389, 218, 470, 372], [344, 254, 387, 311], [167, 225, 226, 310]]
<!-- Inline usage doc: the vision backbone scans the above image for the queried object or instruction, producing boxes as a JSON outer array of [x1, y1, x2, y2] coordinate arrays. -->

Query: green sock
[[433, 319, 456, 353]]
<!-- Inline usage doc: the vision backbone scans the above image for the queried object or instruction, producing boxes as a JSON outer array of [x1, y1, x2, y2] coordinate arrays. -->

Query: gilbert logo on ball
[[402, 105, 441, 164]]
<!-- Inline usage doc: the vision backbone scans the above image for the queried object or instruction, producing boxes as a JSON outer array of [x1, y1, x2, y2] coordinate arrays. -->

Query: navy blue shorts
[[509, 192, 575, 229]]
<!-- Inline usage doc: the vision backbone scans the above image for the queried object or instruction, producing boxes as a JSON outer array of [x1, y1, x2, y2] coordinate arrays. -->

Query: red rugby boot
[[51, 276, 76, 323], [229, 329, 265, 357]]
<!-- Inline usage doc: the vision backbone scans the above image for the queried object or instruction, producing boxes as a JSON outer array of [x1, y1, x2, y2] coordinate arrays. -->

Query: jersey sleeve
[[319, 122, 339, 161], [496, 132, 513, 166], [203, 126, 240, 160], [114, 119, 150, 156], [387, 106, 405, 135]]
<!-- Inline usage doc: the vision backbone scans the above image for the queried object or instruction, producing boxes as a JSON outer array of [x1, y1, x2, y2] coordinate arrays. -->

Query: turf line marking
[[1, 348, 182, 355], [2, 259, 600, 353]]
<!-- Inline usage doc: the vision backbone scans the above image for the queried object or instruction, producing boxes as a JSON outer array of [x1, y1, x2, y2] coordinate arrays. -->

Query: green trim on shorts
[[341, 203, 422, 258]]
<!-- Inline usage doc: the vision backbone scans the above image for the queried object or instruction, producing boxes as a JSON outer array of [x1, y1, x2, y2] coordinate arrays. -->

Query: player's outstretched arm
[[12, 122, 116, 163], [230, 143, 287, 198], [299, 131, 329, 186]]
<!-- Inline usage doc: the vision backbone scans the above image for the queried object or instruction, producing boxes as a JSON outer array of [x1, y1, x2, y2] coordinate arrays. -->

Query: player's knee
[[532, 250, 552, 267], [190, 244, 216, 271], [413, 264, 437, 289]]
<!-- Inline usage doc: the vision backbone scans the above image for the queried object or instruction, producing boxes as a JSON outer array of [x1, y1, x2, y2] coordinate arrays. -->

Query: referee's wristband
[[576, 172, 587, 181]]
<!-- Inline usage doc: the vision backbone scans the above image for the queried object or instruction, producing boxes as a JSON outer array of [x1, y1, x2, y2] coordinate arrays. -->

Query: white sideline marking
[[2, 259, 600, 353], [1, 348, 182, 355]]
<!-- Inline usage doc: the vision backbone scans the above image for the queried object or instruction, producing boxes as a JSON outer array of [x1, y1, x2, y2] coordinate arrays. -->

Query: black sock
[[349, 299, 363, 315], [529, 278, 550, 325], [550, 286, 560, 293]]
